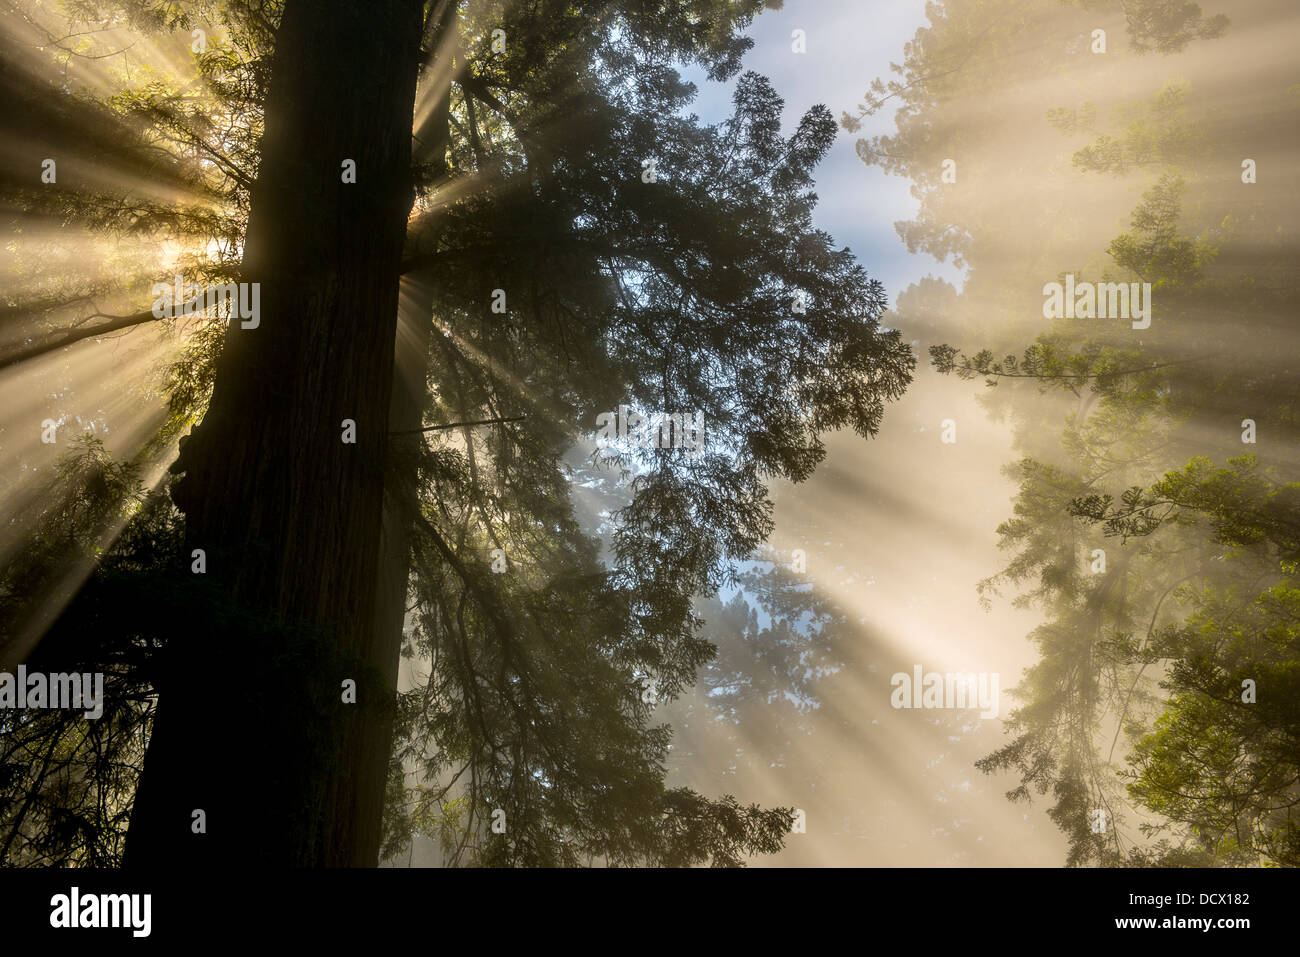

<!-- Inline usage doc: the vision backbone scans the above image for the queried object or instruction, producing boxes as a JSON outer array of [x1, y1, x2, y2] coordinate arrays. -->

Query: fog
[[4, 0, 1295, 868]]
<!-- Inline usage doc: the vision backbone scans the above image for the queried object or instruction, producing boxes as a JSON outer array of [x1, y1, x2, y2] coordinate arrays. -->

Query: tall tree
[[1, 0, 913, 867], [849, 0, 1296, 865], [125, 0, 428, 867]]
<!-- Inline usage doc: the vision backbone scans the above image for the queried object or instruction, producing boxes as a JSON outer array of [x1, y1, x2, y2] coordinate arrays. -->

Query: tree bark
[[126, 0, 425, 867], [347, 0, 460, 866]]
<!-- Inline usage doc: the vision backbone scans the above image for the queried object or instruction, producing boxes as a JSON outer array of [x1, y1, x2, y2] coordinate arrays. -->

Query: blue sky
[[679, 0, 965, 304]]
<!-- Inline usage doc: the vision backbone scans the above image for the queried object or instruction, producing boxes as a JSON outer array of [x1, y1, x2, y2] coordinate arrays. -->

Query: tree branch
[[0, 309, 163, 371], [390, 415, 526, 436]]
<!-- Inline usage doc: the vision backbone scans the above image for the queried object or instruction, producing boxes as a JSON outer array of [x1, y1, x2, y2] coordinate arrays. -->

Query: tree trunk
[[126, 0, 425, 867], [363, 273, 438, 863]]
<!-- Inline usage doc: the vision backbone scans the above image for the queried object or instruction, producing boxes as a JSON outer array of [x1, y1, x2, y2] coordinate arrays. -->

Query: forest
[[0, 0, 1294, 873]]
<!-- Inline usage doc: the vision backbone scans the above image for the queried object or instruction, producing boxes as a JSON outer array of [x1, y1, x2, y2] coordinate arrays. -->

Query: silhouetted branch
[[390, 415, 526, 435]]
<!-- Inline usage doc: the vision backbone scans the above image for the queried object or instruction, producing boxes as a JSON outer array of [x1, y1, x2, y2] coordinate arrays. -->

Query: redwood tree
[[125, 0, 427, 867]]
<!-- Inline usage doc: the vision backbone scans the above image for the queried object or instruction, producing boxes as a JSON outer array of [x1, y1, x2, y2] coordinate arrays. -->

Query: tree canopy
[[0, 0, 911, 866], [850, 0, 1297, 866]]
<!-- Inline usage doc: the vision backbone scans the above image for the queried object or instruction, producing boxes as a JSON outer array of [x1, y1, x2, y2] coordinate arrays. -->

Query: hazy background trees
[[1, 0, 1294, 869], [844, 0, 1297, 865]]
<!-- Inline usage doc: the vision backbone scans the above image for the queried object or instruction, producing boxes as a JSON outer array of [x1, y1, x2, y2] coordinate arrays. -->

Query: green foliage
[[1124, 579, 1300, 865], [384, 40, 908, 862], [1105, 175, 1214, 286], [1103, 0, 1229, 54], [0, 437, 177, 865], [2, 0, 907, 868], [860, 0, 1293, 867], [1069, 82, 1199, 174]]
